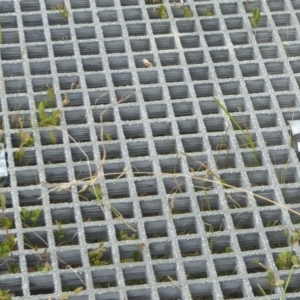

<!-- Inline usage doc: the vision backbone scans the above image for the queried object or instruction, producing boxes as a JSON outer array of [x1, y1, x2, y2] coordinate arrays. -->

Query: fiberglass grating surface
[[1, 0, 300, 299]]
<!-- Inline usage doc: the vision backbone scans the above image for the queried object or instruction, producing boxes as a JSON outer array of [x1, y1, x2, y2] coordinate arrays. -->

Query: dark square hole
[[184, 50, 205, 65], [150, 241, 172, 260], [215, 65, 235, 79], [240, 63, 260, 77], [145, 220, 168, 239], [225, 17, 243, 30], [197, 194, 219, 211], [237, 233, 260, 251], [247, 170, 269, 187], [180, 35, 200, 48], [205, 33, 224, 47], [210, 49, 229, 63]]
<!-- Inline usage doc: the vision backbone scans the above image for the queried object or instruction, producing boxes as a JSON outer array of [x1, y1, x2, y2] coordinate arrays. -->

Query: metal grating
[[1, 0, 300, 299]]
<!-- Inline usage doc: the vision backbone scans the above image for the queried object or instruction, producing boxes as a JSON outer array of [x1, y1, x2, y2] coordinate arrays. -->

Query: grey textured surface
[[0, 144, 8, 177], [1, 0, 300, 299]]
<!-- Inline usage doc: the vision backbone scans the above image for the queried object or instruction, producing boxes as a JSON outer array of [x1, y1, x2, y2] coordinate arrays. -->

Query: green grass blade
[[213, 97, 261, 166]]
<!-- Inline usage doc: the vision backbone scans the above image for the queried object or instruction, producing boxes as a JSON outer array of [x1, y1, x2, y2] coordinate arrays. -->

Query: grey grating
[[2, 0, 300, 299], [0, 143, 8, 177]]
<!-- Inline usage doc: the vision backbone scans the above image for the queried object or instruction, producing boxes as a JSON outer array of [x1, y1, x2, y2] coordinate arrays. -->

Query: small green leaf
[[22, 132, 34, 147], [38, 262, 52, 272], [1, 218, 12, 230], [0, 288, 12, 300], [202, 5, 212, 17], [46, 86, 55, 106], [225, 247, 233, 253], [30, 209, 41, 224], [0, 244, 10, 257], [49, 130, 57, 144], [52, 110, 61, 125], [251, 8, 261, 28], [183, 7, 193, 18], [8, 263, 19, 274], [155, 5, 167, 19], [15, 148, 25, 161], [291, 255, 299, 266], [119, 230, 136, 241], [105, 133, 112, 141], [7, 235, 16, 249], [133, 251, 141, 262], [0, 194, 6, 212], [21, 208, 30, 221], [38, 101, 61, 127], [38, 102, 45, 118], [274, 279, 284, 286], [120, 230, 125, 240], [284, 228, 289, 236], [89, 185, 102, 200]]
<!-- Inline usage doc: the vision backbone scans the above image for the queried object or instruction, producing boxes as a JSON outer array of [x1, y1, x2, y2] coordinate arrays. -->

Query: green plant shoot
[[49, 130, 57, 144], [133, 251, 142, 262], [15, 132, 34, 161], [38, 102, 61, 127], [289, 230, 300, 248], [47, 86, 55, 105], [18, 131, 34, 148], [1, 218, 12, 232], [258, 262, 284, 287], [89, 184, 102, 200], [8, 263, 19, 274], [276, 250, 297, 270], [119, 230, 136, 241], [35, 262, 52, 272], [154, 5, 168, 19], [89, 242, 109, 266], [51, 4, 69, 23], [251, 8, 261, 29], [225, 247, 233, 253], [37, 85, 59, 108], [21, 208, 41, 227], [0, 288, 12, 300], [105, 133, 112, 141], [55, 221, 64, 239], [183, 7, 193, 18], [0, 194, 6, 213], [202, 5, 212, 17], [39, 85, 56, 108], [15, 118, 34, 162], [0, 235, 16, 259]]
